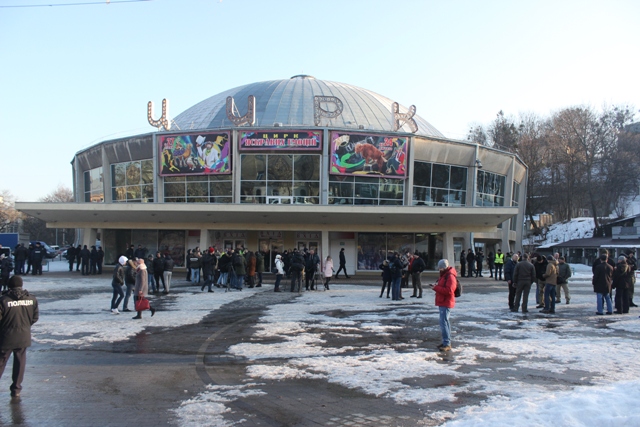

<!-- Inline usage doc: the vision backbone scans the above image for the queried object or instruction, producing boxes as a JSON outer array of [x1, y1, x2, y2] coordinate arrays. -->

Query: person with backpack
[[430, 259, 457, 352]]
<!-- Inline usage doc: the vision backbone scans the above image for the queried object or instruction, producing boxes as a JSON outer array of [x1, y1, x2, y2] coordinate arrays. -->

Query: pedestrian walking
[[430, 259, 456, 352]]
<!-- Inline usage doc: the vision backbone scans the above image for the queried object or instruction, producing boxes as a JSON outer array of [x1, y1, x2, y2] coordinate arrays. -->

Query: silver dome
[[172, 75, 444, 137]]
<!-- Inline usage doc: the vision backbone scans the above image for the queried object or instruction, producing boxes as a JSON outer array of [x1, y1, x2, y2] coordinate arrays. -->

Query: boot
[[150, 307, 156, 317], [132, 314, 142, 320]]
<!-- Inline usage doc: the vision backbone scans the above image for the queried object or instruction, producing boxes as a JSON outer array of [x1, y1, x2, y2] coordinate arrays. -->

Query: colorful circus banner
[[239, 130, 322, 150], [330, 131, 408, 178], [159, 132, 231, 176]]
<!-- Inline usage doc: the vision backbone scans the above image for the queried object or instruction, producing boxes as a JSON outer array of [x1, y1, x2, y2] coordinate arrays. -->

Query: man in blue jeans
[[390, 252, 404, 301], [540, 255, 558, 314]]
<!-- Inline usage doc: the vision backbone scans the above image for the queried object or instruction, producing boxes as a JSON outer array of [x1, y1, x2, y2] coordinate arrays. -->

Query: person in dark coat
[[459, 249, 466, 278], [30, 243, 46, 276], [390, 252, 404, 301], [0, 275, 39, 398], [593, 253, 614, 315], [201, 248, 216, 292], [512, 253, 536, 313], [122, 258, 137, 312], [487, 251, 495, 278], [80, 245, 91, 276], [14, 244, 28, 275], [145, 254, 156, 293], [504, 254, 518, 310], [75, 244, 82, 272], [379, 260, 392, 298], [0, 255, 13, 292], [89, 246, 98, 275], [466, 249, 475, 278], [255, 251, 265, 287], [475, 250, 484, 277], [289, 250, 305, 292], [152, 252, 165, 293], [613, 256, 633, 314], [335, 248, 349, 279], [66, 245, 76, 272], [96, 246, 104, 274], [25, 244, 34, 275], [111, 256, 126, 314], [163, 254, 174, 294]]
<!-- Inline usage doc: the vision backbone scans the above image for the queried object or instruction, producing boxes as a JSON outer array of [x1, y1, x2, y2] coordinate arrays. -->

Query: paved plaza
[[1, 260, 639, 427]]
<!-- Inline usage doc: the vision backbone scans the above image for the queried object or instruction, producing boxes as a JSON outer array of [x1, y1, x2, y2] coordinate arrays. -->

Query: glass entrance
[[259, 239, 284, 272]]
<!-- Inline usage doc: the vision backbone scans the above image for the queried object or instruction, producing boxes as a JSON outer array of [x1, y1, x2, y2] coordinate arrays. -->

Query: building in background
[[16, 75, 527, 275]]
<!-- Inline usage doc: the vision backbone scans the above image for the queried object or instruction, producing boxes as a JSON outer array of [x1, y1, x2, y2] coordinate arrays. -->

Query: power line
[[0, 0, 152, 8]]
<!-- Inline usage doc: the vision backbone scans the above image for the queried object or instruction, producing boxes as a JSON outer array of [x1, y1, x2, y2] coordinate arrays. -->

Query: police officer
[[0, 275, 39, 398], [30, 242, 45, 276]]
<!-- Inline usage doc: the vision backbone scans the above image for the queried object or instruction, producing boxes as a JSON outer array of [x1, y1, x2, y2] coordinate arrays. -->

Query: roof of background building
[[172, 75, 444, 137]]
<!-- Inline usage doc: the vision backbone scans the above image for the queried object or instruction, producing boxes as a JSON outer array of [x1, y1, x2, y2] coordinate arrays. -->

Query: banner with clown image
[[330, 131, 408, 179], [159, 132, 231, 176]]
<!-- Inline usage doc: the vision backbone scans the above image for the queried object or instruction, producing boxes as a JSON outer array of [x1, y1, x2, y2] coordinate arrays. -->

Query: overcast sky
[[1, 0, 638, 201]]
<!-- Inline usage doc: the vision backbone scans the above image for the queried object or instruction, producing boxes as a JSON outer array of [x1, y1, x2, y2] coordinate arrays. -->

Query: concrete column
[[200, 228, 210, 251], [82, 228, 97, 248], [321, 229, 329, 266], [442, 232, 455, 267], [102, 147, 112, 203]]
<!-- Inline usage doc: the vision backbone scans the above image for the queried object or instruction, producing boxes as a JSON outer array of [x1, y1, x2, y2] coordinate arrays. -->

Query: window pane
[[113, 187, 126, 201], [294, 155, 320, 180], [84, 171, 91, 193], [142, 184, 153, 202], [450, 166, 467, 190], [126, 162, 141, 186], [141, 160, 153, 184], [357, 233, 386, 270], [210, 180, 232, 197], [432, 164, 449, 189], [127, 185, 141, 200], [165, 183, 185, 198], [268, 155, 293, 181], [387, 233, 414, 257], [241, 155, 266, 180], [413, 162, 431, 187], [112, 163, 126, 187], [187, 182, 208, 198]]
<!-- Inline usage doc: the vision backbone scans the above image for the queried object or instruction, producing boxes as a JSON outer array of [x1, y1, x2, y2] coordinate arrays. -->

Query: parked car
[[29, 241, 58, 259]]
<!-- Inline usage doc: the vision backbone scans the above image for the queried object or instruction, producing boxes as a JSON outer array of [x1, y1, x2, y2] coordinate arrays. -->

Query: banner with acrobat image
[[330, 131, 408, 178], [159, 132, 231, 176]]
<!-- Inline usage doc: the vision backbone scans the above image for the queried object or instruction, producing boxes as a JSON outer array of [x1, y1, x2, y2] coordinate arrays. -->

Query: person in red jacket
[[430, 259, 456, 351]]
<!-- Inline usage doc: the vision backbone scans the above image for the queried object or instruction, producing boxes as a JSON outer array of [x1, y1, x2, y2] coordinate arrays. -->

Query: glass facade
[[164, 174, 232, 203], [329, 176, 404, 205], [412, 161, 467, 206], [357, 232, 442, 271], [111, 160, 154, 203], [84, 167, 104, 203], [475, 170, 506, 207], [240, 154, 320, 204]]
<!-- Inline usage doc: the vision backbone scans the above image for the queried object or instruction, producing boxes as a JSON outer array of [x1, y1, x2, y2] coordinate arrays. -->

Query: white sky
[[1, 0, 638, 201], [14, 259, 640, 426]]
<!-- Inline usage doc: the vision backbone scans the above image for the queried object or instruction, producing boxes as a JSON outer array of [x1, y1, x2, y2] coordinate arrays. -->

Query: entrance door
[[329, 239, 356, 276], [297, 240, 319, 254], [224, 239, 245, 252], [259, 238, 284, 272]]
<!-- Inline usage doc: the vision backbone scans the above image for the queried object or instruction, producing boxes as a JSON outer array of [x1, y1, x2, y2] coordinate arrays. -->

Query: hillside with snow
[[523, 217, 595, 248]]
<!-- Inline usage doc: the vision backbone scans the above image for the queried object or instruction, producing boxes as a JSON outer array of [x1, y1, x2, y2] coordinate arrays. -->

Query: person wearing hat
[[274, 254, 285, 292], [540, 255, 558, 314], [111, 256, 127, 314], [612, 255, 633, 314], [593, 253, 614, 315], [0, 275, 39, 398], [430, 259, 457, 351]]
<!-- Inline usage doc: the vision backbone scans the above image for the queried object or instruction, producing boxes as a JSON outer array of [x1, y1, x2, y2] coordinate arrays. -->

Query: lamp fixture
[[475, 159, 483, 169]]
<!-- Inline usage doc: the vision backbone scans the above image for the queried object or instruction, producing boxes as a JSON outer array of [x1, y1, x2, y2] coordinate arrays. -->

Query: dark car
[[29, 241, 58, 259]]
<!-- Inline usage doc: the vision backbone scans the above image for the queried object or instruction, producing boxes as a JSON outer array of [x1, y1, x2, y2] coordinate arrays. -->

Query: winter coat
[[201, 252, 216, 277], [434, 267, 456, 309], [145, 258, 154, 275], [256, 252, 265, 273], [218, 253, 231, 273], [246, 253, 257, 276], [153, 256, 165, 274], [543, 260, 558, 286], [379, 262, 391, 282], [412, 257, 426, 273], [290, 253, 305, 272], [112, 263, 125, 286], [513, 260, 536, 286], [339, 250, 346, 266], [323, 259, 334, 278], [0, 287, 39, 350], [390, 256, 403, 279], [124, 262, 137, 285], [189, 253, 202, 269], [612, 262, 632, 290], [305, 254, 320, 272], [592, 261, 613, 294], [164, 257, 174, 272], [504, 259, 516, 282], [134, 264, 148, 296], [557, 262, 572, 284], [232, 254, 247, 276], [275, 258, 285, 275]]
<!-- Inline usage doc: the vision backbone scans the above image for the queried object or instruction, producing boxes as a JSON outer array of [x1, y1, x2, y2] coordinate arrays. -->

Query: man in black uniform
[[30, 243, 45, 276], [0, 275, 39, 398], [66, 245, 76, 272]]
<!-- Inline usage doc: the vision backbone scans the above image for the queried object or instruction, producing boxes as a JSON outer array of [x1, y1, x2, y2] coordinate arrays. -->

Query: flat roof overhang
[[16, 202, 518, 233]]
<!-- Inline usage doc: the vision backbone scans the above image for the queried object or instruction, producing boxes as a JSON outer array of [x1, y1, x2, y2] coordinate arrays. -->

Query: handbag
[[135, 297, 151, 311]]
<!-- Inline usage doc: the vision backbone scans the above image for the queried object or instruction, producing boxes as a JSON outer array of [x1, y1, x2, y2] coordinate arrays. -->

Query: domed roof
[[172, 75, 443, 137]]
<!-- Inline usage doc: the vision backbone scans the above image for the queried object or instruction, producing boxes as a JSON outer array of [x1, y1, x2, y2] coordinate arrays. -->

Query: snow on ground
[[523, 217, 595, 248], [26, 261, 640, 426]]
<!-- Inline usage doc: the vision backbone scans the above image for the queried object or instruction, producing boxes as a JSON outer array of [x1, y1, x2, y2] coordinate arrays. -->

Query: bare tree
[[22, 185, 76, 245], [0, 190, 22, 233]]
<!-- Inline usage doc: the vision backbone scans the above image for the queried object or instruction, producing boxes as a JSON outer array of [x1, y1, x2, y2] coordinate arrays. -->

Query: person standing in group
[[163, 254, 174, 294], [145, 254, 157, 294], [152, 252, 165, 293], [89, 245, 98, 275], [125, 245, 134, 260], [255, 250, 265, 287], [512, 253, 536, 313], [390, 252, 404, 301], [494, 249, 505, 281], [75, 244, 82, 272], [304, 249, 320, 290], [30, 243, 45, 276], [410, 252, 426, 298], [80, 245, 90, 276], [534, 255, 548, 308], [613, 255, 632, 314], [0, 255, 13, 292], [65, 245, 76, 272], [231, 250, 246, 289], [122, 258, 137, 312], [96, 246, 104, 274], [475, 249, 484, 277], [111, 256, 127, 314], [487, 251, 495, 278], [132, 258, 155, 319], [185, 249, 192, 282], [556, 256, 572, 304], [335, 248, 349, 279], [201, 247, 216, 293], [504, 253, 518, 310], [540, 255, 558, 314], [593, 252, 614, 315], [0, 275, 39, 399], [459, 249, 466, 278], [216, 249, 232, 288], [246, 251, 257, 288], [626, 250, 637, 307], [289, 249, 305, 292], [466, 249, 475, 278], [190, 249, 202, 285], [14, 244, 28, 276], [323, 255, 334, 290], [430, 259, 456, 352], [379, 260, 392, 298], [273, 254, 284, 292]]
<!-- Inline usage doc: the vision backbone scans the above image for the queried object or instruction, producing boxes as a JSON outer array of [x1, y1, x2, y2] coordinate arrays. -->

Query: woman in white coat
[[323, 256, 334, 290]]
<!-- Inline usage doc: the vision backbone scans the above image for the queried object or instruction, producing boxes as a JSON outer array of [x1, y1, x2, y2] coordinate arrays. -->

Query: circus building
[[17, 75, 527, 274]]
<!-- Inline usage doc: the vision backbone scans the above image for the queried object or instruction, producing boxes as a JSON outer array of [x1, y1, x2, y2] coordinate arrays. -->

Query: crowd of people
[[65, 245, 105, 276]]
